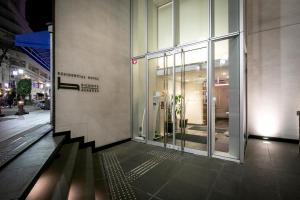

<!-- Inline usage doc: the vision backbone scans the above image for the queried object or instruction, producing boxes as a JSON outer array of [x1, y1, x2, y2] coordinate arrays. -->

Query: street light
[[12, 70, 18, 76]]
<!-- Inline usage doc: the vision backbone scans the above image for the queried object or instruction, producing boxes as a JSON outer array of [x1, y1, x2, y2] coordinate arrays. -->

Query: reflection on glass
[[148, 55, 174, 145], [132, 0, 146, 56], [213, 38, 239, 158], [132, 58, 146, 140], [177, 0, 208, 44], [174, 48, 208, 151], [148, 0, 173, 52], [213, 0, 239, 37]]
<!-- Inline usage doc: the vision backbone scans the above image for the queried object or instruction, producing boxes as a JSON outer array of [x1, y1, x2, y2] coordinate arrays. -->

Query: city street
[[0, 110, 50, 142], [0, 105, 41, 117]]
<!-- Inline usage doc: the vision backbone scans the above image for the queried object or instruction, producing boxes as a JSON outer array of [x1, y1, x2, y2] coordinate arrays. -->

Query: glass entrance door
[[147, 45, 208, 153], [174, 44, 208, 153], [148, 52, 174, 147], [145, 41, 240, 159]]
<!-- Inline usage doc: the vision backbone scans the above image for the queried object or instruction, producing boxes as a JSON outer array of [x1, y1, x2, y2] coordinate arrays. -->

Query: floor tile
[[98, 139, 299, 200], [156, 179, 209, 200], [213, 171, 242, 196]]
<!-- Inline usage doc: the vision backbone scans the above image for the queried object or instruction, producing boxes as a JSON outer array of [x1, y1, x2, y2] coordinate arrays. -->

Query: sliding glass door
[[146, 44, 209, 154], [148, 52, 174, 147], [174, 44, 208, 153]]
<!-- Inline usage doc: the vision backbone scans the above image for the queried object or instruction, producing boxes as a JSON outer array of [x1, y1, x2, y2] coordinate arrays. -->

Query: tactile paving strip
[[102, 152, 136, 200], [126, 150, 182, 182], [147, 150, 182, 161]]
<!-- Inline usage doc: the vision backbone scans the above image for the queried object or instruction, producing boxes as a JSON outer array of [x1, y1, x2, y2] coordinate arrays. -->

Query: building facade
[[54, 0, 300, 163], [0, 49, 50, 101], [131, 0, 245, 162]]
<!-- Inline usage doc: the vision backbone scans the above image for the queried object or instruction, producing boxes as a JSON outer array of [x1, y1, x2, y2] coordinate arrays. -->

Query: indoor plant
[[175, 95, 188, 128]]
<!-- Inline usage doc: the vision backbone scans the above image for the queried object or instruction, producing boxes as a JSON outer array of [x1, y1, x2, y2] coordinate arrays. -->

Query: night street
[[0, 110, 50, 142]]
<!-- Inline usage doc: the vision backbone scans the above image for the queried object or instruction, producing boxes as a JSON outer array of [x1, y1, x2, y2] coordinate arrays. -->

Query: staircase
[[0, 125, 110, 200]]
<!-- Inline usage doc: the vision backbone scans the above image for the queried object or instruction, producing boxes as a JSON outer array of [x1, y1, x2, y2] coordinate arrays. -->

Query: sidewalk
[[0, 105, 41, 117], [0, 110, 50, 142]]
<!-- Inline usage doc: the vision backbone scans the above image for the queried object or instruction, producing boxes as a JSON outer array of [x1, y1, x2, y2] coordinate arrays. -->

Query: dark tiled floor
[[97, 139, 300, 200]]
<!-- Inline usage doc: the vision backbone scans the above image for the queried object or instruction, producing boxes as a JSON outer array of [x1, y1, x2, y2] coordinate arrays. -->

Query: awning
[[15, 31, 50, 71], [15, 31, 50, 49]]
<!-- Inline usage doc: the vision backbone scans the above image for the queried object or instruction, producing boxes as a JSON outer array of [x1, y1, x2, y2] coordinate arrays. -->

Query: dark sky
[[26, 0, 52, 31]]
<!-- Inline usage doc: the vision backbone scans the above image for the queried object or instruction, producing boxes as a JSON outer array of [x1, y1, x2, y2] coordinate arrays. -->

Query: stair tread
[[26, 142, 79, 200], [0, 133, 65, 200], [0, 123, 52, 168], [68, 147, 94, 200], [94, 154, 110, 200]]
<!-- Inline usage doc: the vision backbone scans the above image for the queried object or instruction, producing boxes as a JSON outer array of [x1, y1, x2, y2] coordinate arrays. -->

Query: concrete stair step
[[26, 142, 79, 200], [0, 133, 65, 200], [68, 147, 94, 200], [94, 153, 110, 200]]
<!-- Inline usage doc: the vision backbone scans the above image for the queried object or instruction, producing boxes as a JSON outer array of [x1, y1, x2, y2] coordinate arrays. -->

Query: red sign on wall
[[131, 59, 138, 64]]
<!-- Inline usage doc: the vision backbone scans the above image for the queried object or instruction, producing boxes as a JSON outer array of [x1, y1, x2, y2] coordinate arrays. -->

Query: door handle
[[160, 101, 164, 109]]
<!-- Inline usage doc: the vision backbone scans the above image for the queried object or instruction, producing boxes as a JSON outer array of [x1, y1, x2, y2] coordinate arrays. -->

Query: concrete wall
[[55, 0, 131, 146], [247, 0, 300, 139]]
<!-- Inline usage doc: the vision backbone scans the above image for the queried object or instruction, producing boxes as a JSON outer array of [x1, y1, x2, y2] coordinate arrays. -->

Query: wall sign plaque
[[57, 72, 100, 93]]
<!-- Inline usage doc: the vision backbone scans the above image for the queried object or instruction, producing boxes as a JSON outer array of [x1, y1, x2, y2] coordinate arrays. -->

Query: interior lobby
[[0, 0, 299, 199]]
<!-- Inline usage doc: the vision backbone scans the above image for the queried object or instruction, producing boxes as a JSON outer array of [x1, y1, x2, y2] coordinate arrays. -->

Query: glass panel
[[174, 47, 208, 151], [148, 0, 173, 52], [132, 58, 146, 140], [132, 0, 146, 56], [177, 0, 208, 44], [148, 54, 174, 145], [212, 38, 239, 158], [213, 0, 239, 37]]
